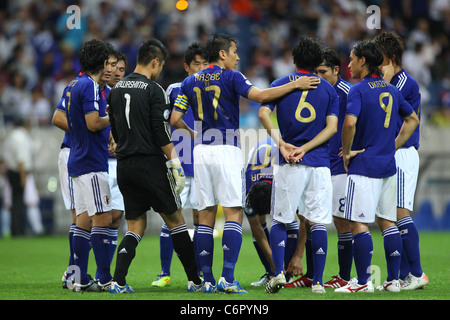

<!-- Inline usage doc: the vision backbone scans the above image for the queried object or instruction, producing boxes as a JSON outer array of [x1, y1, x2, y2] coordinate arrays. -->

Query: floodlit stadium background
[[0, 0, 449, 236]]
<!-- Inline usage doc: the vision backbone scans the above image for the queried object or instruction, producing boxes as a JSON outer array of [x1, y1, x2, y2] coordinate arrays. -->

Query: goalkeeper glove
[[166, 158, 185, 195]]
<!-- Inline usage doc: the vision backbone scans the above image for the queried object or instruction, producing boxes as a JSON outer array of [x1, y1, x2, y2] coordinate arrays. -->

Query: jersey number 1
[[124, 93, 131, 129]]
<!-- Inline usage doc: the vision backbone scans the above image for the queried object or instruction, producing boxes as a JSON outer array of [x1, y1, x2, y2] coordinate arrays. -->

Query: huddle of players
[[53, 30, 427, 294], [246, 32, 427, 294]]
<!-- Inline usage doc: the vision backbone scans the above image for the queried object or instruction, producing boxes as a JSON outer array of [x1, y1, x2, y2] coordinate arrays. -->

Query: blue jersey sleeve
[[327, 89, 339, 118], [396, 89, 414, 119], [82, 80, 101, 115], [56, 94, 66, 112], [173, 81, 190, 114], [346, 86, 362, 118], [230, 71, 254, 98]]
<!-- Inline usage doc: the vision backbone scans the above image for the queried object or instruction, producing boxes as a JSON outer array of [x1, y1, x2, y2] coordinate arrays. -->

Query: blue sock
[[310, 224, 327, 286], [193, 223, 200, 275], [108, 227, 118, 267], [221, 221, 242, 283], [270, 220, 286, 276], [68, 224, 76, 268], [397, 216, 423, 278], [159, 223, 173, 276], [91, 226, 112, 284], [72, 226, 91, 285], [352, 232, 373, 285], [197, 224, 215, 284], [337, 232, 353, 281], [382, 226, 402, 281], [285, 222, 299, 270], [252, 223, 273, 275], [304, 232, 314, 279]]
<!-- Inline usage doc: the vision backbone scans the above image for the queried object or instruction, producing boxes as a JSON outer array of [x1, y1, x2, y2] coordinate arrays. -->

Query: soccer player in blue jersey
[[259, 36, 339, 294], [152, 42, 208, 287], [335, 40, 419, 293], [93, 43, 121, 282], [64, 39, 113, 292], [52, 90, 76, 289], [316, 48, 353, 289], [171, 33, 320, 293], [374, 32, 429, 290]]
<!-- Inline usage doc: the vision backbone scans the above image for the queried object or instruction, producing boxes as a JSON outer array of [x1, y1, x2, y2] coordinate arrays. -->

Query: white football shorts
[[194, 144, 245, 210], [344, 174, 397, 223], [395, 147, 419, 211], [180, 176, 198, 210], [108, 158, 124, 211], [58, 147, 75, 210], [73, 171, 112, 217], [331, 173, 347, 219], [271, 163, 333, 224]]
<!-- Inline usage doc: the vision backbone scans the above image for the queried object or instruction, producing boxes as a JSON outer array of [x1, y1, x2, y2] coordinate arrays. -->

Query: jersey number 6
[[295, 91, 316, 123]]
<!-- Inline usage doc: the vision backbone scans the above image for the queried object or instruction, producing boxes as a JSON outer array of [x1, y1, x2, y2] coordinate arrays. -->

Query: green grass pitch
[[0, 231, 448, 302]]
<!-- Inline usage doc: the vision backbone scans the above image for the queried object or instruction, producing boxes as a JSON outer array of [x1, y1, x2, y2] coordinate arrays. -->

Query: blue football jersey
[[167, 82, 194, 177], [56, 93, 72, 149], [173, 64, 254, 147], [265, 70, 339, 167], [345, 76, 414, 178], [245, 137, 278, 194], [390, 69, 421, 149], [330, 77, 351, 176], [65, 74, 109, 176]]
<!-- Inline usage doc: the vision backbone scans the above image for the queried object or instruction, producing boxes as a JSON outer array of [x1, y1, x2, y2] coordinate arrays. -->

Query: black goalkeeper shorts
[[117, 154, 181, 220]]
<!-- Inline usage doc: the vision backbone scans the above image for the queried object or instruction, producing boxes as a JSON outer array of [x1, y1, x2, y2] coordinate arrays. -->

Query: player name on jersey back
[[114, 80, 149, 90], [367, 80, 390, 89]]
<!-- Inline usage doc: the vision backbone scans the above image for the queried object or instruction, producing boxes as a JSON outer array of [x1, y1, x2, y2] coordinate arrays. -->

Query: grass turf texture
[[0, 232, 448, 301]]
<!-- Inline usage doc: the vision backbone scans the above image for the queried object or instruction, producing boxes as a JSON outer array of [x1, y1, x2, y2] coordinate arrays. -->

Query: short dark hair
[[104, 41, 120, 61], [184, 42, 207, 65], [117, 51, 128, 67], [79, 39, 109, 75], [352, 40, 384, 77], [137, 38, 168, 66], [292, 36, 323, 72], [373, 31, 404, 66], [206, 33, 236, 63], [245, 181, 272, 216], [321, 47, 341, 69]]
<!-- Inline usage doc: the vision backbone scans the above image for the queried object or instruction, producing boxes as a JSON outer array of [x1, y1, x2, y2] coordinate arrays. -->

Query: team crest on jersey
[[103, 195, 110, 205], [163, 109, 170, 120]]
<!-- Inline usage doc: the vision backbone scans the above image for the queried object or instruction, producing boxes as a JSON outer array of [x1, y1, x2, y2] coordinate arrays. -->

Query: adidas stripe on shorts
[[73, 171, 112, 217], [395, 146, 419, 211], [343, 174, 397, 223], [271, 163, 332, 224]]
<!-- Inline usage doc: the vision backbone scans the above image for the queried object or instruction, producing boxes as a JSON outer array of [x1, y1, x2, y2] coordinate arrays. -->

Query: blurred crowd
[[0, 0, 449, 129]]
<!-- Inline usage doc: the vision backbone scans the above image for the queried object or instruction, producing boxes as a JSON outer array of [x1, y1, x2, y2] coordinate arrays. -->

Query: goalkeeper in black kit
[[107, 39, 202, 293]]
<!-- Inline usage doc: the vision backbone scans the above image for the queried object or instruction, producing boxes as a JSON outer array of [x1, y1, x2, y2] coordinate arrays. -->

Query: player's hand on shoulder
[[294, 76, 320, 90], [166, 158, 185, 194]]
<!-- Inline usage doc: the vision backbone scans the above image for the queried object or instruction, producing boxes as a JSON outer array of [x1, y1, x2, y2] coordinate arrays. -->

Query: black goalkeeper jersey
[[108, 72, 172, 160]]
